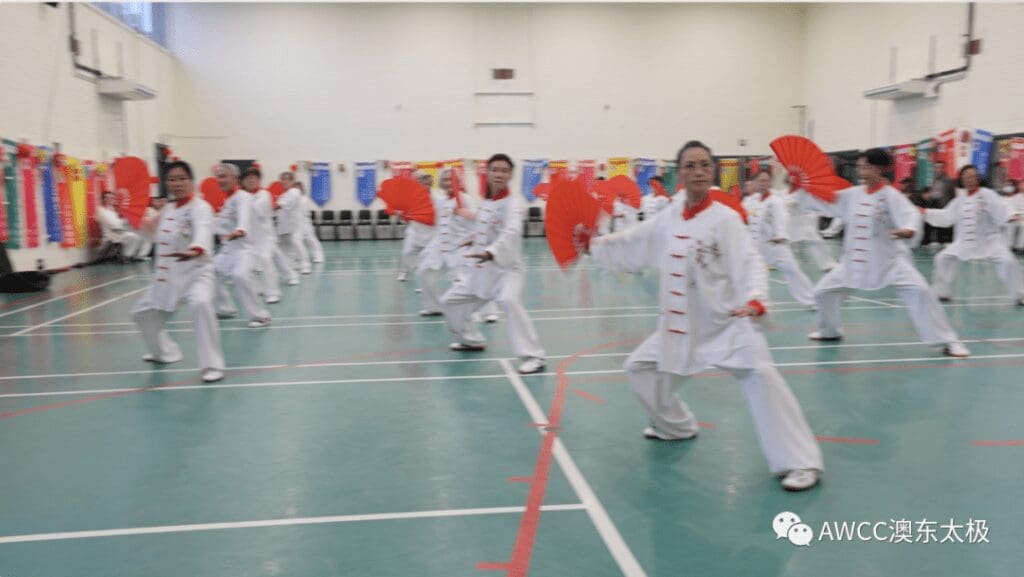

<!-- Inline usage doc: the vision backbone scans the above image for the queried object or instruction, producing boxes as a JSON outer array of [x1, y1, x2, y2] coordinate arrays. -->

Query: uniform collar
[[174, 194, 193, 208], [866, 181, 887, 195], [486, 187, 510, 201], [760, 190, 771, 201], [682, 193, 713, 220], [967, 187, 980, 196]]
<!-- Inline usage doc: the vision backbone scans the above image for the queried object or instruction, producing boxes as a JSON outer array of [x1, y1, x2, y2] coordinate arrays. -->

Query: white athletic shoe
[[517, 358, 546, 374], [781, 469, 821, 491], [943, 342, 970, 358], [300, 268, 312, 275], [142, 352, 183, 364], [808, 331, 843, 341], [396, 272, 408, 282], [248, 317, 271, 328], [287, 278, 299, 286], [201, 369, 224, 383], [484, 314, 500, 323], [266, 296, 281, 304], [419, 310, 443, 317], [642, 426, 698, 441]]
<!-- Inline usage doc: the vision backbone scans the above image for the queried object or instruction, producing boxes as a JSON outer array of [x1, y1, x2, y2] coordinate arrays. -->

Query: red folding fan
[[607, 175, 642, 209], [769, 135, 850, 203], [200, 177, 227, 213], [112, 156, 157, 228], [545, 177, 602, 269], [267, 180, 284, 208], [378, 177, 436, 226], [649, 179, 668, 197], [533, 182, 552, 200]]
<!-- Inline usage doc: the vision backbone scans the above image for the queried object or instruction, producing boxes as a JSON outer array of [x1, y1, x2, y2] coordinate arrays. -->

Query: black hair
[[858, 148, 892, 169], [955, 164, 988, 188], [242, 166, 261, 180], [675, 140, 713, 166], [486, 153, 514, 171], [649, 175, 664, 184], [279, 171, 295, 181], [163, 160, 193, 180]]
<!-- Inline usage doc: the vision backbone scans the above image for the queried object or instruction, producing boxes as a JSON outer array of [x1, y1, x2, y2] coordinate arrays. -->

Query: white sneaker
[[201, 369, 224, 383], [484, 314, 500, 323], [266, 296, 281, 304], [808, 331, 842, 341], [781, 469, 821, 491], [396, 272, 408, 282], [642, 426, 698, 441], [313, 258, 324, 264], [287, 278, 299, 286], [414, 288, 422, 293], [517, 358, 546, 374], [142, 352, 183, 364], [943, 342, 970, 358], [419, 310, 443, 317], [248, 317, 271, 328]]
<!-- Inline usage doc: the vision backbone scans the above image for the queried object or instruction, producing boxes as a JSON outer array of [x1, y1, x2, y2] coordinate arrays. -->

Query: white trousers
[[214, 249, 269, 321], [302, 221, 325, 263], [440, 271, 544, 360], [794, 236, 836, 270], [132, 273, 225, 372], [1003, 221, 1024, 250], [814, 264, 958, 345], [760, 243, 816, 306], [933, 248, 1024, 300], [258, 242, 298, 299], [279, 232, 311, 272], [625, 333, 823, 476]]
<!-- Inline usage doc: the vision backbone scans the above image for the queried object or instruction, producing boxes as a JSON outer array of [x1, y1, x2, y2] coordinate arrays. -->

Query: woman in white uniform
[[95, 191, 144, 262], [414, 167, 474, 316], [131, 161, 225, 383], [586, 140, 823, 491], [275, 171, 312, 275], [923, 165, 1024, 306], [396, 170, 437, 282]]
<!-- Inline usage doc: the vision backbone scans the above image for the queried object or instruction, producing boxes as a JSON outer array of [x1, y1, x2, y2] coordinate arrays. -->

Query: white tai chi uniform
[[137, 206, 161, 258], [250, 189, 297, 299], [784, 191, 836, 271], [400, 220, 435, 277], [599, 199, 640, 235], [590, 195, 822, 476], [799, 183, 961, 345], [923, 187, 1024, 302], [275, 186, 311, 274], [96, 205, 143, 258], [1002, 192, 1024, 251], [743, 191, 816, 307], [642, 194, 671, 218], [415, 193, 474, 313], [299, 195, 325, 263], [440, 192, 545, 362], [213, 190, 269, 321], [132, 196, 225, 373]]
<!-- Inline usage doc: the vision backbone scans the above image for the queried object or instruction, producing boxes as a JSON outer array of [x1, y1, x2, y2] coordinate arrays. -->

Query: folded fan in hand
[[112, 156, 157, 228], [545, 177, 602, 269], [200, 177, 227, 213], [378, 177, 436, 226], [770, 135, 850, 203]]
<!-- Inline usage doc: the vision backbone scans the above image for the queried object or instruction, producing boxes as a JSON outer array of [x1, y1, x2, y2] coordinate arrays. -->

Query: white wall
[[166, 2, 807, 212], [0, 3, 178, 269], [800, 2, 1024, 150]]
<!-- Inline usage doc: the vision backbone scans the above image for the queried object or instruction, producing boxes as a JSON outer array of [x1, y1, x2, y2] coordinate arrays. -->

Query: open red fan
[[378, 177, 435, 226], [200, 177, 227, 212], [607, 175, 642, 209], [545, 177, 602, 269], [770, 135, 850, 203], [112, 156, 156, 228], [533, 182, 552, 200], [267, 180, 284, 207]]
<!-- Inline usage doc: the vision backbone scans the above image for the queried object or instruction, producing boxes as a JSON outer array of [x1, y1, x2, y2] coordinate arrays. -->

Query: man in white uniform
[[242, 167, 298, 303], [587, 140, 823, 491], [797, 148, 970, 357], [295, 182, 325, 263], [132, 161, 225, 383], [396, 170, 437, 282], [415, 167, 474, 316], [742, 172, 817, 307], [1002, 180, 1024, 253], [922, 165, 1024, 306], [784, 186, 835, 271], [275, 171, 312, 275], [440, 154, 545, 374], [212, 164, 270, 328], [95, 191, 144, 262]]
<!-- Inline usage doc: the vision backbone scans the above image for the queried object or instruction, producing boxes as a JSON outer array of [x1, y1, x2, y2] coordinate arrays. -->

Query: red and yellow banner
[[718, 158, 740, 193], [607, 157, 630, 178]]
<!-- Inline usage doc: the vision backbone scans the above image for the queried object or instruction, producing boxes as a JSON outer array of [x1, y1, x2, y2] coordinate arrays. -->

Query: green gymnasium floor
[[1, 238, 1021, 577]]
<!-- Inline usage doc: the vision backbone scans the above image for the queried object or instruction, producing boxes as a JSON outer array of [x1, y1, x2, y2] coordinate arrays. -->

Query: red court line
[[508, 477, 533, 483], [972, 440, 1024, 447], [815, 436, 880, 445], [572, 388, 606, 404], [479, 339, 637, 577], [698, 421, 714, 429]]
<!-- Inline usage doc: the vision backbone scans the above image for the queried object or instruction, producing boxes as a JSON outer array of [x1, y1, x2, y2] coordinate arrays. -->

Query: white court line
[[0, 275, 137, 319], [6, 337, 1024, 382], [498, 359, 647, 577], [0, 503, 587, 545], [6, 352, 1024, 400], [8, 286, 149, 337], [848, 295, 900, 308]]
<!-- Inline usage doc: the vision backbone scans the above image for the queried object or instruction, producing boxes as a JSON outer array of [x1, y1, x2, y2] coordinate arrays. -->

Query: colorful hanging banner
[[85, 162, 102, 245], [521, 159, 546, 202], [21, 150, 42, 247], [634, 158, 658, 195], [893, 144, 917, 184], [936, 129, 956, 177], [661, 160, 679, 193], [57, 161, 76, 248], [355, 161, 378, 207], [68, 158, 88, 247], [310, 162, 332, 207], [1008, 138, 1024, 181], [38, 152, 61, 244], [389, 161, 414, 179], [971, 129, 994, 176], [1, 142, 15, 246], [718, 158, 740, 193], [607, 157, 631, 179], [415, 161, 441, 184], [915, 139, 935, 191]]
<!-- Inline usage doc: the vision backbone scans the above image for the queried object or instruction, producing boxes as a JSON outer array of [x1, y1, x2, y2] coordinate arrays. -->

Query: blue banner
[[40, 153, 62, 243], [355, 162, 377, 207], [972, 129, 994, 177], [521, 159, 546, 202], [634, 158, 658, 195], [310, 162, 331, 207]]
